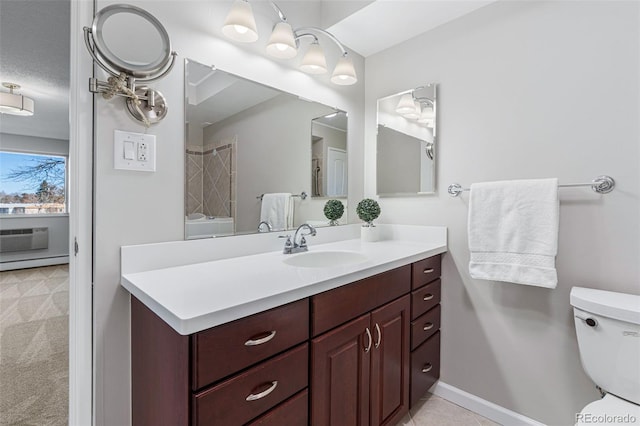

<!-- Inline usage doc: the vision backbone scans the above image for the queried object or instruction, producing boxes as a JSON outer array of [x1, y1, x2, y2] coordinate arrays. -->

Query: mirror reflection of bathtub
[[185, 214, 235, 239]]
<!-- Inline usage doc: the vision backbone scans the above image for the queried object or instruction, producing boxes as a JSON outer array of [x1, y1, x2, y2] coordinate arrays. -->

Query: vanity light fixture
[[299, 40, 327, 74], [330, 54, 358, 85], [265, 3, 297, 59], [222, 1, 357, 86], [222, 0, 259, 43], [296, 27, 357, 85], [0, 83, 35, 116]]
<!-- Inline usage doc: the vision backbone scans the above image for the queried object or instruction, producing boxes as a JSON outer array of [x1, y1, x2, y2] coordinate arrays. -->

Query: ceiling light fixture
[[0, 83, 35, 116], [222, 0, 259, 43], [222, 1, 357, 86]]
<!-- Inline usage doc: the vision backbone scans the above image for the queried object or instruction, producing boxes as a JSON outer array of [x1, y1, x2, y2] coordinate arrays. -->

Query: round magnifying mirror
[[92, 4, 172, 79]]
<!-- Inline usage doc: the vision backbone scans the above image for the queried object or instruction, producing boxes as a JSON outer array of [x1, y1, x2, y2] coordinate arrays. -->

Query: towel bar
[[256, 191, 308, 201], [447, 175, 615, 197]]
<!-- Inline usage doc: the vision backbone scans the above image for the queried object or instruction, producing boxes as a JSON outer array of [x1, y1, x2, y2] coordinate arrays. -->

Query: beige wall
[[365, 1, 639, 424]]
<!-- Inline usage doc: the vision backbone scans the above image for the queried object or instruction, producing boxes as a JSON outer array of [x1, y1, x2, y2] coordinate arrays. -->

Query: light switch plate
[[114, 130, 156, 172]]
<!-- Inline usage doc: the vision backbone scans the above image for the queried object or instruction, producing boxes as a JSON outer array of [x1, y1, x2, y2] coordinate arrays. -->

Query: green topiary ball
[[324, 200, 345, 225], [356, 198, 380, 225]]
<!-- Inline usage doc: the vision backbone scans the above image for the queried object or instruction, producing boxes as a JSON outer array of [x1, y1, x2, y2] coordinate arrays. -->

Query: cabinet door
[[370, 295, 410, 426], [311, 313, 371, 426]]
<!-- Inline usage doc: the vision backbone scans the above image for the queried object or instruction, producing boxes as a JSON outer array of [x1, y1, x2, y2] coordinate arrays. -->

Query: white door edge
[[69, 1, 94, 425]]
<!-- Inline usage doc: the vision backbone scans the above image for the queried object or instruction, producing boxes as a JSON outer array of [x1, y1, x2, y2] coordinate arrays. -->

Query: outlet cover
[[114, 130, 156, 172]]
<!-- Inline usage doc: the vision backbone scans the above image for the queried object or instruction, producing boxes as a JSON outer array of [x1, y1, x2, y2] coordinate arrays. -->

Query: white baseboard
[[0, 256, 69, 271], [432, 381, 547, 426]]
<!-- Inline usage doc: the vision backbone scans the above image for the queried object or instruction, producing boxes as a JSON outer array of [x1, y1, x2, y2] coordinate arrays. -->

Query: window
[[0, 151, 67, 214]]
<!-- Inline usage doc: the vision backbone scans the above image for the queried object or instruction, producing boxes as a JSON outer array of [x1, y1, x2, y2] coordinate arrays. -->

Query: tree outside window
[[0, 151, 67, 214]]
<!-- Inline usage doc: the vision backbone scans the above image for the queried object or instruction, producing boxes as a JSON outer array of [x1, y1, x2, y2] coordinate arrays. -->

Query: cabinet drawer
[[192, 343, 308, 426], [312, 265, 411, 336], [411, 279, 441, 320], [410, 332, 440, 408], [410, 305, 440, 350], [192, 299, 309, 389], [411, 255, 441, 290], [247, 389, 308, 426]]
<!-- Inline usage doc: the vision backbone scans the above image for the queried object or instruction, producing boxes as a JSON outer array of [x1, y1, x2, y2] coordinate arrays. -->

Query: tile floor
[[398, 393, 500, 426]]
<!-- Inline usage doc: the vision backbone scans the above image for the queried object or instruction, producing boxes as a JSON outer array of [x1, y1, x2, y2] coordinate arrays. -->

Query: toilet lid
[[576, 394, 640, 426]]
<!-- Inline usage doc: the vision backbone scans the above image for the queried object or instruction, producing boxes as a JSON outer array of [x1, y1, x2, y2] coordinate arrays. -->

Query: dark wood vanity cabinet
[[309, 265, 414, 425], [131, 254, 442, 425], [409, 255, 442, 407], [131, 297, 310, 426]]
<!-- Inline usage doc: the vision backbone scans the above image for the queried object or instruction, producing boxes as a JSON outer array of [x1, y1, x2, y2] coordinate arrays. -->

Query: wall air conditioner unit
[[0, 227, 49, 253]]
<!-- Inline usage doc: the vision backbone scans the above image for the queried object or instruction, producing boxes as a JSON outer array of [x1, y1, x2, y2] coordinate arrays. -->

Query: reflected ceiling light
[[266, 21, 297, 59], [222, 0, 259, 43], [0, 83, 34, 116], [403, 101, 421, 120], [299, 40, 327, 74], [417, 105, 434, 124], [395, 93, 415, 115]]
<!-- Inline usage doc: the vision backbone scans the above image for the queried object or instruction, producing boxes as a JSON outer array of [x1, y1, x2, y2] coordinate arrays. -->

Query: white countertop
[[121, 225, 447, 335]]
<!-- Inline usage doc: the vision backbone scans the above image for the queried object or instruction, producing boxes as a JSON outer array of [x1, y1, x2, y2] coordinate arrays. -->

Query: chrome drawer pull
[[423, 268, 435, 274], [246, 381, 278, 401], [423, 294, 434, 301], [423, 322, 434, 331], [244, 330, 277, 346], [374, 323, 381, 349], [364, 327, 372, 353], [422, 364, 433, 373]]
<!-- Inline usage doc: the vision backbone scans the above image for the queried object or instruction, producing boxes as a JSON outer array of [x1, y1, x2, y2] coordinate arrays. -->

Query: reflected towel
[[468, 178, 559, 288], [260, 193, 292, 231]]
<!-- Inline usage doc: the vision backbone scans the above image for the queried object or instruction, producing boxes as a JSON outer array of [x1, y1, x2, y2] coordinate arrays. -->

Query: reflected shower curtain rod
[[256, 191, 308, 201]]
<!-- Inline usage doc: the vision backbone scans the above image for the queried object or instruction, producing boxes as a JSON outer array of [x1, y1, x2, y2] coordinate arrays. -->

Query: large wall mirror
[[376, 84, 437, 196], [185, 58, 348, 239]]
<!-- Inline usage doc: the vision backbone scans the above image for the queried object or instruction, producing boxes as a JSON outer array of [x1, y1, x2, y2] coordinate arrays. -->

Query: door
[[311, 314, 371, 426], [370, 295, 411, 426], [326, 147, 347, 197]]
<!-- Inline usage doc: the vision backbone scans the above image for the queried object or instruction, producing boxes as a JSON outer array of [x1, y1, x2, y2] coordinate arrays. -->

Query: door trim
[[69, 0, 94, 424]]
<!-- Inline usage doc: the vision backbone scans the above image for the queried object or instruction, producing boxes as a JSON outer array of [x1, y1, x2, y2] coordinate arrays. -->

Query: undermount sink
[[283, 250, 368, 268]]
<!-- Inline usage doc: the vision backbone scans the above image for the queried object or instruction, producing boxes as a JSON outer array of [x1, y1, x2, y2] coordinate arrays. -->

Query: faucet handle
[[279, 235, 293, 253], [299, 236, 307, 248]]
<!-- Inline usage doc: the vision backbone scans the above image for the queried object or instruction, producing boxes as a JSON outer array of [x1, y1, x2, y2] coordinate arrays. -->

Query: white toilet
[[571, 287, 640, 426]]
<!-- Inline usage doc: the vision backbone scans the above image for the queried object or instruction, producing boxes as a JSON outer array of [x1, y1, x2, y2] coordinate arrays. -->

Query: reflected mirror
[[185, 58, 348, 239], [376, 84, 437, 196]]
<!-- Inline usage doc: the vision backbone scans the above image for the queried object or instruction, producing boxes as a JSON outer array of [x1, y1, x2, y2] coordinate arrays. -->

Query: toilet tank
[[570, 287, 640, 405]]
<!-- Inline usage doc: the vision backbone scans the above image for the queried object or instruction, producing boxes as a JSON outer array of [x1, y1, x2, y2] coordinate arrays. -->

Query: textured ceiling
[[0, 0, 70, 141]]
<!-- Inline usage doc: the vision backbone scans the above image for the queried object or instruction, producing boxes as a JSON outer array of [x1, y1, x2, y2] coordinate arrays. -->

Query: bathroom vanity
[[121, 224, 445, 425]]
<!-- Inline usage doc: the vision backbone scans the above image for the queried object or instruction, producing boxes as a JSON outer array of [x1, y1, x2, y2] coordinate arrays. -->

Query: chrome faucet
[[282, 223, 317, 254], [258, 220, 272, 232]]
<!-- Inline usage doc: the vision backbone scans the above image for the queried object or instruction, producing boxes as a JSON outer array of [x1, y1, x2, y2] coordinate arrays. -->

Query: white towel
[[468, 178, 559, 288], [260, 193, 293, 231]]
